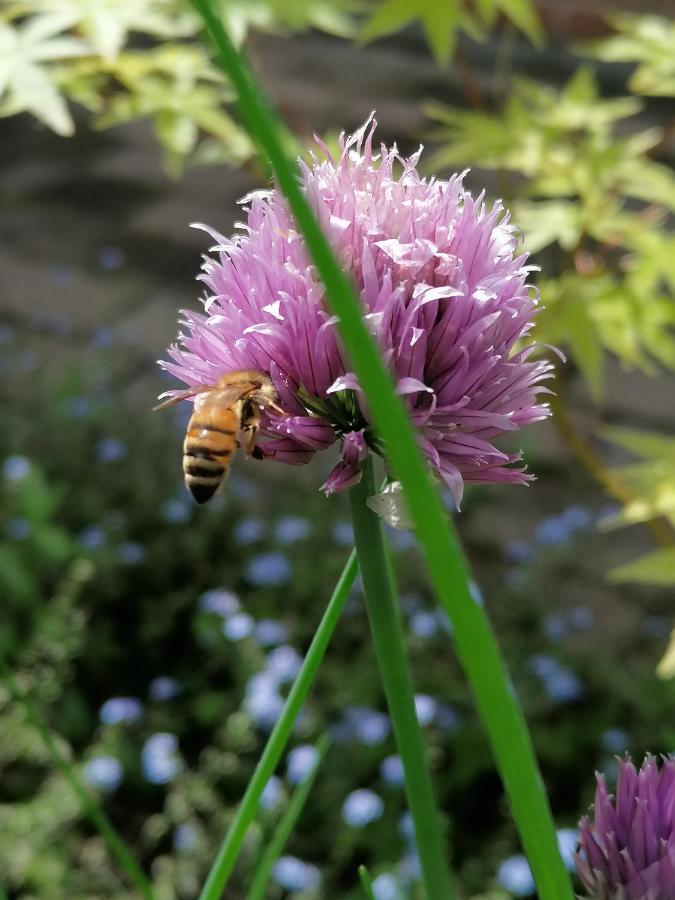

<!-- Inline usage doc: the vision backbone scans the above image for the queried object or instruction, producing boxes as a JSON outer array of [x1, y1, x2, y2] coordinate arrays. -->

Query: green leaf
[[492, 0, 543, 45], [602, 428, 675, 465], [514, 200, 583, 253], [609, 548, 675, 585], [582, 15, 675, 97], [0, 15, 89, 135], [360, 0, 470, 66]]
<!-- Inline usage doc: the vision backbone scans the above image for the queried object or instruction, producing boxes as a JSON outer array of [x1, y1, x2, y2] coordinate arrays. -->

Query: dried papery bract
[[576, 755, 675, 900], [160, 115, 553, 505]]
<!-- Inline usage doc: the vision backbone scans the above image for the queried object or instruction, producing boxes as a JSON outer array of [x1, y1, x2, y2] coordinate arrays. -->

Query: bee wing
[[152, 384, 216, 411]]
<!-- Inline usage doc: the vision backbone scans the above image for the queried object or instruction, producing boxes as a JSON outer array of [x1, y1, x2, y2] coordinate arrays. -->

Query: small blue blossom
[[141, 732, 182, 784], [3, 455, 30, 481], [561, 504, 593, 531], [414, 694, 437, 727], [535, 515, 571, 546], [233, 518, 265, 545], [223, 613, 255, 641], [99, 697, 142, 725], [504, 540, 533, 563], [149, 677, 181, 702], [409, 611, 439, 639], [49, 262, 73, 285], [173, 823, 198, 851], [468, 580, 484, 605], [78, 525, 106, 550], [528, 654, 560, 679], [569, 606, 594, 631], [66, 396, 93, 418], [243, 685, 285, 731], [556, 828, 579, 871], [400, 849, 422, 881], [161, 497, 192, 524], [260, 775, 283, 811], [266, 646, 303, 683], [332, 521, 354, 546], [601, 728, 628, 753], [543, 614, 569, 642], [337, 706, 390, 746], [254, 619, 289, 647], [245, 552, 292, 586], [497, 855, 535, 896], [98, 245, 126, 270], [96, 438, 127, 462], [372, 873, 403, 900], [83, 756, 123, 791], [435, 704, 460, 733], [272, 857, 320, 893], [0, 324, 15, 343], [198, 589, 240, 617], [275, 515, 310, 544], [7, 517, 31, 540], [380, 755, 405, 787], [91, 327, 114, 348], [342, 789, 384, 828], [401, 594, 422, 615], [386, 526, 416, 552], [398, 811, 415, 842], [287, 745, 320, 785], [543, 668, 583, 703], [119, 542, 145, 565]]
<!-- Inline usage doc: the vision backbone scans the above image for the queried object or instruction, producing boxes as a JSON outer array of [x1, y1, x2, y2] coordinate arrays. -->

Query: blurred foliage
[[426, 14, 675, 622], [360, 0, 542, 67], [0, 0, 547, 171], [426, 65, 675, 402], [0, 0, 364, 174], [1, 347, 674, 896], [582, 15, 675, 97], [601, 428, 675, 586]]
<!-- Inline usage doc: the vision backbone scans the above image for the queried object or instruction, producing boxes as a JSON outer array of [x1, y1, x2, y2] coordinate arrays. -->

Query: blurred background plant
[[1, 0, 674, 897]]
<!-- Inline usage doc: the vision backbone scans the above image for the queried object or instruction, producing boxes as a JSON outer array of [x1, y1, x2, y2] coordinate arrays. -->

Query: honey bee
[[154, 370, 284, 504]]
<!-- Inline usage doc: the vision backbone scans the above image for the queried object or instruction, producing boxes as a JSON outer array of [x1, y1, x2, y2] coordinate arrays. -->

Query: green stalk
[[247, 734, 330, 900], [350, 457, 452, 900], [189, 4, 574, 896], [0, 656, 154, 900], [358, 865, 376, 899], [198, 550, 357, 900]]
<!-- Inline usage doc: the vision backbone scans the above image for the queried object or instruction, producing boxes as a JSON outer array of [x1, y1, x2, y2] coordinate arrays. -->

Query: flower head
[[161, 116, 553, 504], [576, 755, 675, 899]]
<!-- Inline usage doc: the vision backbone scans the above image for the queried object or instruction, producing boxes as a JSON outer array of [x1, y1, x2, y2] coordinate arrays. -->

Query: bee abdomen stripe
[[186, 445, 232, 458], [184, 463, 224, 479], [195, 424, 236, 436]]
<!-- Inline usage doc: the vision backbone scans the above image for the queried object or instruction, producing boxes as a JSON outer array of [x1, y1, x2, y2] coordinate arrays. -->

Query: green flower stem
[[198, 550, 358, 900], [0, 656, 154, 900], [349, 456, 453, 900], [358, 865, 376, 900], [246, 734, 330, 900], [189, 5, 573, 897]]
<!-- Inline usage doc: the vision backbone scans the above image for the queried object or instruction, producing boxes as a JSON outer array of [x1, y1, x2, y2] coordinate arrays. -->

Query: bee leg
[[251, 446, 264, 460], [241, 422, 258, 458]]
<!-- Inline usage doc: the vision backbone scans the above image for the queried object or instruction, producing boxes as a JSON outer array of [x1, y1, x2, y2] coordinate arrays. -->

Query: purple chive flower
[[576, 756, 675, 899], [160, 116, 553, 506]]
